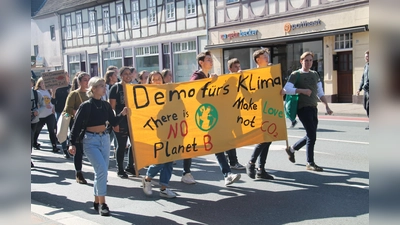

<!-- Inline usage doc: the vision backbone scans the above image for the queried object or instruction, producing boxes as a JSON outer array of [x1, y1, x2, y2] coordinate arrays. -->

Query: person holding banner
[[64, 72, 90, 184], [283, 51, 333, 171], [109, 67, 136, 178], [161, 69, 173, 84], [185, 50, 241, 186], [245, 49, 275, 180], [138, 70, 149, 84], [68, 77, 127, 216], [141, 71, 177, 198]]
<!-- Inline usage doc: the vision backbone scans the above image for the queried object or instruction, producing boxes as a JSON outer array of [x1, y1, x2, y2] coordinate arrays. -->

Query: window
[[103, 8, 110, 33], [173, 40, 197, 82], [50, 25, 56, 40], [131, 1, 140, 27], [68, 54, 81, 78], [163, 44, 170, 69], [65, 16, 72, 39], [186, 0, 196, 16], [89, 11, 96, 35], [76, 13, 82, 37], [226, 0, 239, 3], [148, 0, 156, 24], [335, 33, 353, 50], [116, 3, 124, 30], [135, 45, 159, 72], [166, 0, 175, 20], [34, 45, 39, 56], [103, 50, 123, 72]]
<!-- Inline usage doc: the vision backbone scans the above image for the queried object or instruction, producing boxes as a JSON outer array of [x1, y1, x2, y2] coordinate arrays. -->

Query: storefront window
[[223, 48, 252, 74], [68, 54, 80, 80], [135, 46, 159, 72], [173, 41, 197, 82], [103, 50, 123, 74]]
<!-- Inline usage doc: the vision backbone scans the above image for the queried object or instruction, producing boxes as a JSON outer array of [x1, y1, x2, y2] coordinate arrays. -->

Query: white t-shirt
[[37, 89, 54, 118]]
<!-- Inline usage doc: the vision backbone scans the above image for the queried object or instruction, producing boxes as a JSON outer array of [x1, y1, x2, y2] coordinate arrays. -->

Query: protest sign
[[124, 65, 288, 169], [41, 70, 67, 90]]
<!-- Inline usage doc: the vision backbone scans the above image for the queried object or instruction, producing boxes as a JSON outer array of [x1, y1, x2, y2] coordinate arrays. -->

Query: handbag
[[56, 112, 71, 143], [284, 71, 300, 121]]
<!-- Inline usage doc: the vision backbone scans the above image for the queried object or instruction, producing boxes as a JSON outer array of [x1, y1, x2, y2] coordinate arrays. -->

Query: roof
[[33, 0, 114, 18], [31, 0, 47, 17]]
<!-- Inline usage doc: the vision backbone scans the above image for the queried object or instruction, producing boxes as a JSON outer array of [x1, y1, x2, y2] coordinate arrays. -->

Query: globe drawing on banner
[[195, 103, 218, 131]]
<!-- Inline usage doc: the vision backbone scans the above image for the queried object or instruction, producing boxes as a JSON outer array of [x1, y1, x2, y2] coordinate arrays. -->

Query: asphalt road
[[31, 116, 369, 225]]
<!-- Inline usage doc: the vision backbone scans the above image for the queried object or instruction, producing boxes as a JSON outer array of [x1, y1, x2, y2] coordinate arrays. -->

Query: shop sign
[[284, 19, 322, 33], [221, 29, 258, 40]]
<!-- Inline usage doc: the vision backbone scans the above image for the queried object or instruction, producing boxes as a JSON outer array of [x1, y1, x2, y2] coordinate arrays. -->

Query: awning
[[205, 25, 368, 50]]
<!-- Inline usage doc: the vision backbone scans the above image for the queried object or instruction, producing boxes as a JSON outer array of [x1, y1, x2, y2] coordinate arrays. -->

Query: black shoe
[[118, 171, 128, 178], [285, 146, 295, 163], [76, 172, 88, 184], [94, 202, 99, 211], [256, 168, 274, 180], [306, 162, 323, 172], [52, 147, 60, 153], [31, 161, 34, 168], [365, 125, 369, 130], [124, 167, 136, 176], [33, 143, 41, 150], [63, 150, 70, 159], [290, 120, 298, 128], [99, 203, 110, 216], [246, 162, 256, 179]]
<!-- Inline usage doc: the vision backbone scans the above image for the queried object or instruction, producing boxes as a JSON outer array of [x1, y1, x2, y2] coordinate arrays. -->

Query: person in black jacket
[[68, 77, 126, 216]]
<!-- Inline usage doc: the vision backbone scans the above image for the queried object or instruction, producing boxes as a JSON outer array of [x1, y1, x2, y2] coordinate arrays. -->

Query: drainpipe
[[55, 12, 64, 71], [205, 0, 209, 50]]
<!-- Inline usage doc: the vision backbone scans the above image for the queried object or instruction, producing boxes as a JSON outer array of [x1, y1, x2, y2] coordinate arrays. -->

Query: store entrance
[[337, 51, 353, 103]]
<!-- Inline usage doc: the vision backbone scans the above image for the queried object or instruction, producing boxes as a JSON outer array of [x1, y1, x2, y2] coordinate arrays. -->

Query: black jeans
[[363, 91, 369, 117], [69, 118, 83, 172], [31, 123, 38, 151], [250, 142, 271, 168], [34, 114, 57, 148], [115, 129, 134, 173], [293, 106, 318, 163], [225, 148, 238, 166]]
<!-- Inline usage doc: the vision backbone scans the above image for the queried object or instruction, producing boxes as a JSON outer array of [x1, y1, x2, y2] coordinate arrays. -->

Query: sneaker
[[33, 143, 41, 150], [76, 172, 87, 184], [225, 173, 241, 186], [256, 169, 274, 180], [142, 177, 152, 196], [181, 173, 196, 184], [99, 203, 110, 216], [246, 162, 256, 179], [93, 202, 99, 211], [285, 146, 295, 163], [290, 120, 298, 128], [117, 171, 128, 178], [124, 167, 136, 176], [230, 162, 245, 170], [306, 163, 323, 172], [160, 188, 177, 199]]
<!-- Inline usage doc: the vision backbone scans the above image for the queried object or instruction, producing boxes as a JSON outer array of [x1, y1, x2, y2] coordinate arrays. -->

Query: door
[[90, 63, 98, 77], [337, 51, 353, 103]]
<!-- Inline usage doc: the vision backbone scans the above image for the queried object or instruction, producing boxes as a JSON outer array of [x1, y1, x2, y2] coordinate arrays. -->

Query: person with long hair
[[64, 72, 90, 184], [32, 77, 59, 153], [69, 77, 127, 216], [141, 71, 177, 198]]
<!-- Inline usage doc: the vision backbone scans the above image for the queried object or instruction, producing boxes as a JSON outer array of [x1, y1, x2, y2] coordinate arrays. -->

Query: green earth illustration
[[195, 103, 218, 131]]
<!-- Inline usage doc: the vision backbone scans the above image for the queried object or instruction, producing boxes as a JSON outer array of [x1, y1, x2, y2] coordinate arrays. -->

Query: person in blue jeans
[[283, 51, 333, 171], [69, 77, 127, 216]]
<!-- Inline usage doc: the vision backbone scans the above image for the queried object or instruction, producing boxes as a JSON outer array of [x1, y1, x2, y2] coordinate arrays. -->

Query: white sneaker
[[159, 188, 177, 198], [225, 173, 241, 186], [142, 177, 152, 196], [181, 173, 196, 184]]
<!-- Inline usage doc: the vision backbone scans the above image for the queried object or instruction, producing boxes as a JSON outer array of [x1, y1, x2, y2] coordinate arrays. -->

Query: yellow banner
[[124, 65, 288, 169]]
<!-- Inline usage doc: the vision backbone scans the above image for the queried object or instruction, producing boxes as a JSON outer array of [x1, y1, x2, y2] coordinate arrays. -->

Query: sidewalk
[[317, 102, 367, 117]]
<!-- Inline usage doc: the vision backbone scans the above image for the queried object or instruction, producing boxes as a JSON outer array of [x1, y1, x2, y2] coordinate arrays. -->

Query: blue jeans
[[56, 112, 67, 150], [146, 162, 173, 187], [215, 152, 231, 178], [293, 106, 318, 163], [225, 148, 238, 166], [250, 142, 271, 169], [83, 132, 110, 196]]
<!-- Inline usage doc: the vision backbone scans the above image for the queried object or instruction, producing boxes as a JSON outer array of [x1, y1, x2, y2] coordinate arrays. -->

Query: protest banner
[[41, 70, 68, 90], [124, 65, 288, 169]]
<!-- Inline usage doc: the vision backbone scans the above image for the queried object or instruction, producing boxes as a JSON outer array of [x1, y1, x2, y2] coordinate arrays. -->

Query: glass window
[[76, 13, 82, 37], [173, 41, 197, 82], [68, 54, 81, 79], [65, 16, 72, 39], [103, 8, 110, 33], [166, 0, 175, 20], [132, 1, 140, 27], [223, 48, 251, 74], [103, 50, 123, 73], [163, 44, 170, 70], [335, 33, 353, 50], [226, 0, 240, 4], [89, 11, 96, 35], [135, 45, 159, 72], [148, 0, 156, 24], [186, 0, 196, 16], [50, 25, 56, 40], [116, 3, 124, 30]]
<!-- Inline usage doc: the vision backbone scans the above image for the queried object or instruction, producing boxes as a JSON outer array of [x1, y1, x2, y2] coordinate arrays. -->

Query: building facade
[[206, 0, 369, 103], [58, 0, 208, 82]]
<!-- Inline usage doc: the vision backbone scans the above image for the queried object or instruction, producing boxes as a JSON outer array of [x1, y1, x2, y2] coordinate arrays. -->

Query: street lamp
[[89, 9, 102, 77]]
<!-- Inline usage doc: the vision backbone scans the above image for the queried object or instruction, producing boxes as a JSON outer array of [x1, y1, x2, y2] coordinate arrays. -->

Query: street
[[31, 116, 369, 225]]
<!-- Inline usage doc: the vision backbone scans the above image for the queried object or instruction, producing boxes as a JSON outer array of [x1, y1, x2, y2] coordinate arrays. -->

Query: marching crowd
[[31, 48, 340, 216]]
